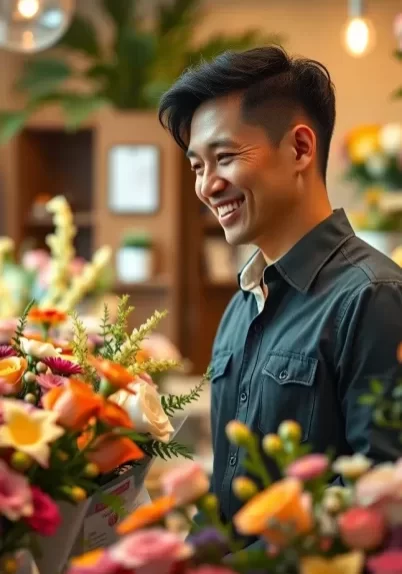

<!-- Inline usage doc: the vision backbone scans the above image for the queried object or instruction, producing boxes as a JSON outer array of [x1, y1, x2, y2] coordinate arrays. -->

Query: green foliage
[[359, 378, 402, 434], [0, 0, 284, 141], [121, 233, 153, 248], [11, 299, 35, 356], [162, 372, 208, 417], [115, 309, 167, 367], [70, 310, 98, 385], [141, 439, 193, 461]]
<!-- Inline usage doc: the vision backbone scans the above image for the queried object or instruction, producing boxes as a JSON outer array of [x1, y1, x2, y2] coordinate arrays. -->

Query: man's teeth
[[217, 200, 243, 217]]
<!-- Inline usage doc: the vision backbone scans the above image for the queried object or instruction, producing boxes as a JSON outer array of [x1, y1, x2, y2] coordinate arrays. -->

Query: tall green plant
[[0, 0, 283, 143]]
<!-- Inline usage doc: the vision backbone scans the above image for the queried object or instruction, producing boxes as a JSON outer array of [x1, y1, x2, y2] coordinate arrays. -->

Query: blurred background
[[0, 0, 402, 500]]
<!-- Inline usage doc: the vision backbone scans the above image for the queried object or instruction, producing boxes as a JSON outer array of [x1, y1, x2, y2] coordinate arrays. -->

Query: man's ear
[[291, 124, 316, 172]]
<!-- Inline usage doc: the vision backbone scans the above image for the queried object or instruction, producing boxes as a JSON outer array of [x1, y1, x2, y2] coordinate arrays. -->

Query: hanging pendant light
[[342, 0, 375, 57], [0, 0, 75, 53]]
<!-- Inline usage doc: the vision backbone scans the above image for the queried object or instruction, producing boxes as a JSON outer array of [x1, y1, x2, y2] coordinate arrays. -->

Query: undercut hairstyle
[[158, 45, 336, 180]]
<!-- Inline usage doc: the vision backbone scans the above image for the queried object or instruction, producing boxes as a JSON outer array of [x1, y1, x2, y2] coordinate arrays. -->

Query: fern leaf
[[161, 371, 207, 416], [114, 309, 167, 366], [12, 299, 35, 355], [141, 440, 193, 461]]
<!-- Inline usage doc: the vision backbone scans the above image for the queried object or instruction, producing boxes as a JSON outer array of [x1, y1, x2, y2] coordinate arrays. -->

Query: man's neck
[[260, 195, 332, 264]]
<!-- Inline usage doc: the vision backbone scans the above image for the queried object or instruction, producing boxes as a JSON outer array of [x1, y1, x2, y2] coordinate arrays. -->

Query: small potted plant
[[116, 232, 153, 283]]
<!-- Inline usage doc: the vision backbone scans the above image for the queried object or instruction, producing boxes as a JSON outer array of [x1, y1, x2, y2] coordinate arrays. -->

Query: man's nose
[[200, 172, 227, 200]]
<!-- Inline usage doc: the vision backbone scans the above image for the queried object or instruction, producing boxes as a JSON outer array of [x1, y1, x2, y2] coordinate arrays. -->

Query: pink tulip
[[368, 550, 402, 574], [338, 507, 387, 550]]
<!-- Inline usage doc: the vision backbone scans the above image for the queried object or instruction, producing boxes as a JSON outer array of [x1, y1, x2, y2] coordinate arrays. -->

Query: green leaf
[[370, 379, 384, 395], [0, 110, 29, 144], [359, 394, 376, 406], [98, 492, 128, 520], [58, 15, 101, 58], [61, 94, 107, 129], [15, 59, 72, 97], [102, 0, 136, 29], [157, 0, 199, 37]]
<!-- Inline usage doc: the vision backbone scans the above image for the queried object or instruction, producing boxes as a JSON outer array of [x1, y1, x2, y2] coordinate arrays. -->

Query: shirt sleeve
[[335, 281, 402, 462]]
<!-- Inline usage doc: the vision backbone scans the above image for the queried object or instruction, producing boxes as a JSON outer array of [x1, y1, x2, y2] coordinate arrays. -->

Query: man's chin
[[223, 227, 251, 246]]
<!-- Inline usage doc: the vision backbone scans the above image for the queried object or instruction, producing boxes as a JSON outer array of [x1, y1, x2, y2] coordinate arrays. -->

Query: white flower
[[379, 123, 402, 155], [332, 454, 372, 480], [365, 153, 388, 177], [20, 337, 60, 359], [112, 382, 174, 443]]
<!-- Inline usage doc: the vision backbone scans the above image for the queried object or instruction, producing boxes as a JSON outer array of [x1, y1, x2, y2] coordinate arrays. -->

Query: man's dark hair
[[158, 45, 336, 180]]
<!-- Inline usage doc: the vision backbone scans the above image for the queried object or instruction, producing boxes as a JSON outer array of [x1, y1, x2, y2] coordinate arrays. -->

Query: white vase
[[116, 247, 153, 283], [355, 230, 402, 256]]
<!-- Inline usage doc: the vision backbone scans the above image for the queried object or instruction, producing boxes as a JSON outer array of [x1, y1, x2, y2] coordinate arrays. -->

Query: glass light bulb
[[0, 0, 75, 53], [342, 16, 375, 57]]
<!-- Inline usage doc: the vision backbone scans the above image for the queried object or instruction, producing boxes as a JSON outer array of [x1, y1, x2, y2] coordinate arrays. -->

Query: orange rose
[[89, 357, 136, 390], [0, 356, 27, 394], [42, 379, 102, 431], [233, 477, 313, 546], [117, 495, 176, 535], [84, 434, 144, 474], [100, 400, 134, 429]]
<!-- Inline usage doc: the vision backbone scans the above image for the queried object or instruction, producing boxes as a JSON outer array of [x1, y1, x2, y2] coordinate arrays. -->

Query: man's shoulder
[[336, 235, 402, 290]]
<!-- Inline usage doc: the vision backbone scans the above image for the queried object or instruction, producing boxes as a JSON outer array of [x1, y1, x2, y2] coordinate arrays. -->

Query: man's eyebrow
[[186, 138, 238, 158]]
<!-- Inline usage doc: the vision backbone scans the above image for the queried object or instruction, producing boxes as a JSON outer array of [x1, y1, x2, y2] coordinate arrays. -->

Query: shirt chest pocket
[[258, 351, 318, 442]]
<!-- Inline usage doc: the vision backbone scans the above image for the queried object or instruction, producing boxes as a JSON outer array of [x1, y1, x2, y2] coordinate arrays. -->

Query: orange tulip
[[233, 477, 313, 546], [0, 356, 27, 393], [100, 399, 134, 429], [85, 434, 144, 474], [28, 308, 67, 326], [117, 495, 176, 535], [89, 356, 135, 390], [42, 379, 102, 431]]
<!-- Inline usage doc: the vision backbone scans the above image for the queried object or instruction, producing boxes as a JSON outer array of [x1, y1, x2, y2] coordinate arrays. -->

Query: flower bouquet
[[342, 123, 402, 232], [0, 294, 205, 574], [66, 379, 402, 574]]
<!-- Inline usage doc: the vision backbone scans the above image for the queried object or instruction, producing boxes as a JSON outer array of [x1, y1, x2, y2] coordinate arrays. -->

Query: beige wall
[[1, 0, 402, 210]]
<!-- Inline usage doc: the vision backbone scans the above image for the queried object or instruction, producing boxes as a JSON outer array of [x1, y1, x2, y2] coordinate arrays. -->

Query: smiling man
[[158, 46, 402, 542]]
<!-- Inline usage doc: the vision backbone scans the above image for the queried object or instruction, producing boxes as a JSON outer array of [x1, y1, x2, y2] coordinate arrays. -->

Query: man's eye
[[190, 164, 202, 173], [217, 153, 235, 163]]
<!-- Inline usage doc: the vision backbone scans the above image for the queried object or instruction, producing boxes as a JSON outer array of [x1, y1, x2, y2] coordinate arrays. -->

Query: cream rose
[[20, 337, 60, 359], [112, 381, 174, 443]]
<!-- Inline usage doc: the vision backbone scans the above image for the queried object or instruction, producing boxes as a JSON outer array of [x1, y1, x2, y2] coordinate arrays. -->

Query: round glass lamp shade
[[0, 0, 75, 53]]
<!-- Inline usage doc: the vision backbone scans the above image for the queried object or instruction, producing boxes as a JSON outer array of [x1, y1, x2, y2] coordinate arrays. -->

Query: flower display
[[342, 123, 402, 231], [0, 251, 199, 567], [161, 462, 210, 505]]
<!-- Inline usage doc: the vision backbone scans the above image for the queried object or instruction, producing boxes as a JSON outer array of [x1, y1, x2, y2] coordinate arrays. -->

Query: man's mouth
[[216, 198, 245, 219]]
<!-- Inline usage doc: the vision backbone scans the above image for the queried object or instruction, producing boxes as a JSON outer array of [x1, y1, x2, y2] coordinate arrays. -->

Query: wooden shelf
[[26, 211, 93, 228], [113, 276, 172, 293], [204, 280, 238, 289]]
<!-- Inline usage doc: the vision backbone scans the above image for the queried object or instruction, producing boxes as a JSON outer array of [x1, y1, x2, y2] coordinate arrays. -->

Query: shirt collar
[[238, 209, 355, 294]]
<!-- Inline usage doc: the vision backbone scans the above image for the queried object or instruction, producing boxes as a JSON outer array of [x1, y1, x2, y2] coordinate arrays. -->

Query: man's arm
[[335, 281, 402, 462]]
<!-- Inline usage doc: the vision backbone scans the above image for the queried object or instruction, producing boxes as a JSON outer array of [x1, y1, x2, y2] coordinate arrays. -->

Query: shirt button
[[240, 392, 248, 402], [229, 455, 237, 466], [279, 369, 289, 381]]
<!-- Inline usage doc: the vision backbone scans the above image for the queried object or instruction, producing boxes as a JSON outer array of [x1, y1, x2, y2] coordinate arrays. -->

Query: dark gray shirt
[[210, 209, 402, 525]]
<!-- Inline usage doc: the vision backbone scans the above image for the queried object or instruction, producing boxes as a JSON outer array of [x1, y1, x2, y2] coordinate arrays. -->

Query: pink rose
[[0, 319, 18, 344], [22, 249, 50, 272], [338, 507, 387, 550], [25, 486, 61, 536], [368, 550, 402, 574], [0, 460, 32, 520], [356, 460, 402, 524], [109, 528, 192, 574], [285, 454, 329, 481], [66, 551, 119, 574], [141, 334, 182, 362], [161, 462, 210, 505]]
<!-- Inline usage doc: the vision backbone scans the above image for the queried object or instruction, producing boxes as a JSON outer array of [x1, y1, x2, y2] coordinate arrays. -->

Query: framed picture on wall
[[108, 145, 160, 213]]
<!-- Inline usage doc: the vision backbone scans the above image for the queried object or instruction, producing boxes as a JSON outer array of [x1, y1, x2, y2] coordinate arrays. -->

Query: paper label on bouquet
[[82, 475, 151, 552]]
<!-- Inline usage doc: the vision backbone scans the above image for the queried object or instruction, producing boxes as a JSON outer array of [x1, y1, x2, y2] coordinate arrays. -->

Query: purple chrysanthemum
[[42, 357, 82, 376], [0, 345, 17, 359]]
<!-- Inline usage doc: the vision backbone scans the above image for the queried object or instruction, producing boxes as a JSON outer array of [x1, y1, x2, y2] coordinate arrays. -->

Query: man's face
[[187, 94, 302, 248]]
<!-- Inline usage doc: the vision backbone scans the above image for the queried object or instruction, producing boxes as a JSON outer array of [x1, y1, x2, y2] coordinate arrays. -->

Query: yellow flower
[[278, 420, 302, 443], [262, 433, 283, 455], [346, 125, 380, 163], [300, 551, 364, 574], [233, 476, 258, 500], [0, 399, 64, 467], [225, 420, 253, 447]]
